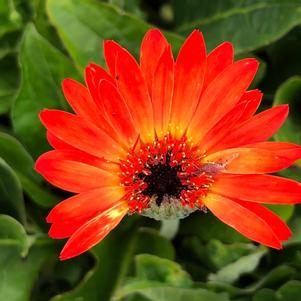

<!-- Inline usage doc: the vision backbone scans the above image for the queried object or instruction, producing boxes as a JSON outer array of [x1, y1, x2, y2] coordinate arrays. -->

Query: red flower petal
[[40, 109, 124, 161], [113, 43, 154, 141], [233, 200, 292, 241], [35, 151, 119, 193], [236, 89, 263, 122], [211, 105, 289, 151], [140, 28, 169, 94], [204, 146, 301, 174], [103, 40, 122, 77], [203, 42, 233, 91], [38, 149, 119, 171], [85, 63, 115, 90], [47, 186, 124, 238], [152, 45, 174, 136], [188, 59, 259, 143], [62, 78, 106, 127], [59, 201, 128, 260], [99, 80, 138, 146], [84, 63, 115, 110], [201, 101, 249, 152], [246, 141, 301, 158], [212, 174, 301, 204], [47, 131, 73, 150], [203, 193, 281, 249], [104, 40, 154, 141], [170, 30, 206, 135]]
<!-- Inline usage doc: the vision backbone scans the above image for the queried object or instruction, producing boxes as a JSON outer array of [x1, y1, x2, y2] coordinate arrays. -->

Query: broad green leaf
[[12, 23, 79, 158], [262, 27, 301, 94], [30, 0, 64, 49], [274, 76, 301, 149], [117, 283, 229, 301], [205, 240, 256, 270], [252, 280, 301, 301], [0, 132, 58, 208], [0, 0, 23, 38], [0, 214, 27, 254], [0, 54, 19, 114], [135, 254, 193, 288], [0, 132, 39, 182], [249, 265, 296, 292], [253, 289, 278, 301], [278, 280, 301, 301], [116, 255, 228, 301], [174, 0, 301, 53], [46, 0, 183, 71], [51, 220, 174, 301], [0, 158, 26, 223], [208, 248, 266, 284], [0, 215, 56, 301], [177, 237, 256, 280], [108, 0, 146, 19], [254, 280, 301, 301]]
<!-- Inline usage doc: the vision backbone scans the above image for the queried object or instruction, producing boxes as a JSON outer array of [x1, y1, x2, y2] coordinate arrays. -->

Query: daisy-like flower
[[36, 29, 301, 260]]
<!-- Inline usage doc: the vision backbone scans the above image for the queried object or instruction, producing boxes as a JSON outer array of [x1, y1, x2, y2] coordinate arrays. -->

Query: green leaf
[[12, 23, 79, 158], [117, 283, 229, 301], [274, 76, 301, 146], [108, 0, 146, 19], [116, 254, 229, 301], [174, 0, 301, 53], [278, 280, 301, 301], [0, 214, 56, 301], [51, 220, 175, 301], [249, 265, 296, 292], [135, 254, 193, 288], [46, 0, 183, 71], [0, 132, 58, 208], [254, 280, 301, 301], [0, 214, 27, 254], [0, 158, 26, 223], [0, 132, 39, 182], [0, 0, 23, 38], [29, 0, 64, 49], [262, 27, 301, 94], [205, 240, 256, 270], [208, 248, 266, 284], [0, 54, 19, 114], [253, 288, 278, 301]]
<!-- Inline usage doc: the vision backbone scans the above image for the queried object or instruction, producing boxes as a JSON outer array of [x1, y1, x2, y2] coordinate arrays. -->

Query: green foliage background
[[1, 0, 301, 300]]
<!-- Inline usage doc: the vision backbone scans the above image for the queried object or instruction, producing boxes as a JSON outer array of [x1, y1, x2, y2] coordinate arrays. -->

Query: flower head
[[36, 29, 301, 260]]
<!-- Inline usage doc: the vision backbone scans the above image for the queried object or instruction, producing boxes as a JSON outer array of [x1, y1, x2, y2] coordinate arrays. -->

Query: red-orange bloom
[[36, 29, 301, 260]]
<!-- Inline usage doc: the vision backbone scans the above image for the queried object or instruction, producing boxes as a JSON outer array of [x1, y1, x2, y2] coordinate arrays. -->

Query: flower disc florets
[[120, 134, 218, 220]]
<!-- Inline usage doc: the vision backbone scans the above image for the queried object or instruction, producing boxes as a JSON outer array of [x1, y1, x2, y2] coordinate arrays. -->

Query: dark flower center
[[138, 156, 187, 205], [120, 135, 215, 214]]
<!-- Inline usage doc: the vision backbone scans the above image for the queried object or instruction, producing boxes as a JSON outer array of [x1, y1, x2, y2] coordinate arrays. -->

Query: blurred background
[[1, 0, 301, 300]]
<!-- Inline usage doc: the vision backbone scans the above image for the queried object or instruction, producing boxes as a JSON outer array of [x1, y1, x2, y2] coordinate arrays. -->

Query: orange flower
[[36, 29, 301, 260]]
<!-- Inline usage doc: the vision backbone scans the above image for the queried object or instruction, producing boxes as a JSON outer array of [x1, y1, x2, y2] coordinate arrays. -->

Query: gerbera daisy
[[36, 29, 301, 260]]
